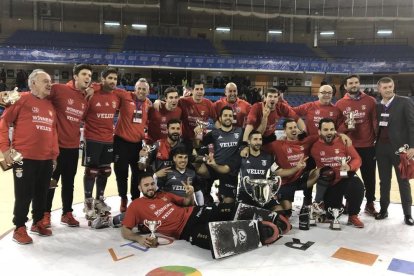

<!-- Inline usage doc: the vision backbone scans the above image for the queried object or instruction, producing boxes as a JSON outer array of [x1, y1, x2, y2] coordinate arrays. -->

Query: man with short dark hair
[[375, 77, 414, 225], [336, 74, 378, 216], [310, 118, 365, 228]]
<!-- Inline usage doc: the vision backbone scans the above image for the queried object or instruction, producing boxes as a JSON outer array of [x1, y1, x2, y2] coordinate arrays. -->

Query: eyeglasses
[[320, 91, 333, 95]]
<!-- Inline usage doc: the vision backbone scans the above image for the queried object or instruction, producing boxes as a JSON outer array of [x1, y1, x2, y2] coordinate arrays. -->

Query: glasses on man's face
[[320, 91, 333, 95]]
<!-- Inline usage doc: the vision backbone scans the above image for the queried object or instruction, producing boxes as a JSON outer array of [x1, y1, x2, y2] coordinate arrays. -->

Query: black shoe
[[375, 210, 388, 220], [404, 215, 414, 226]]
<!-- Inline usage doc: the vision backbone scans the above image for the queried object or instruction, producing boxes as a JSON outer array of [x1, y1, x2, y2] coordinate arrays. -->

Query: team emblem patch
[[362, 105, 366, 110], [329, 112, 333, 116], [112, 101, 117, 108], [315, 110, 320, 115], [335, 149, 340, 154], [234, 133, 240, 139], [15, 168, 23, 178], [300, 145, 304, 151], [261, 160, 267, 166], [232, 227, 247, 247], [32, 107, 39, 113], [287, 148, 292, 154], [149, 204, 156, 210], [320, 151, 325, 156], [67, 98, 74, 105]]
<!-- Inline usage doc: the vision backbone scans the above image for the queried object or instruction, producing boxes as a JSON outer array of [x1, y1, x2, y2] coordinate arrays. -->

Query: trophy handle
[[327, 207, 333, 214], [338, 208, 344, 215], [273, 176, 282, 195], [242, 176, 254, 199], [143, 219, 149, 228], [156, 220, 161, 227]]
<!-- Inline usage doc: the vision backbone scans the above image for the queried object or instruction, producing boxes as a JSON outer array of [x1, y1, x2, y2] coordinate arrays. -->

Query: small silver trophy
[[0, 149, 23, 171], [195, 119, 209, 140], [395, 144, 409, 155], [337, 156, 351, 178], [346, 111, 356, 130], [328, 207, 344, 230], [138, 141, 156, 166], [1, 87, 21, 105], [241, 176, 281, 206], [143, 220, 161, 239]]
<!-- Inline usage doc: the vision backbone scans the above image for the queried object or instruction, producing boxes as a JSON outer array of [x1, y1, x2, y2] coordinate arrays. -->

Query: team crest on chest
[[112, 101, 117, 109], [299, 145, 304, 151], [320, 151, 325, 156], [67, 98, 74, 105], [161, 197, 168, 202], [149, 204, 156, 210], [201, 110, 205, 116], [234, 133, 240, 139], [261, 160, 267, 166], [329, 112, 333, 117], [287, 148, 292, 154], [32, 107, 39, 113], [315, 110, 320, 115], [335, 149, 340, 154], [362, 105, 366, 110]]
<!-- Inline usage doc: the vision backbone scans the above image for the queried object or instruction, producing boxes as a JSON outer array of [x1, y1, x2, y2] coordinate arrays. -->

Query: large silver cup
[[143, 220, 161, 239], [242, 176, 281, 206], [337, 156, 351, 178], [328, 207, 344, 230], [195, 119, 209, 140], [395, 144, 410, 155], [2, 88, 21, 105], [346, 111, 356, 130]]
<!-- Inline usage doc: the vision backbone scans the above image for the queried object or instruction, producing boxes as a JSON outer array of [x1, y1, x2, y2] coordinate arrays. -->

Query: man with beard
[[336, 75, 378, 216], [147, 86, 182, 143], [195, 106, 243, 203], [121, 172, 279, 251], [43, 64, 92, 228], [375, 77, 414, 225], [157, 147, 204, 206], [237, 131, 280, 211], [310, 118, 365, 228], [82, 68, 120, 219], [0, 70, 58, 244], [242, 87, 305, 155], [268, 119, 321, 216], [214, 82, 251, 128], [146, 119, 192, 184], [113, 78, 152, 213]]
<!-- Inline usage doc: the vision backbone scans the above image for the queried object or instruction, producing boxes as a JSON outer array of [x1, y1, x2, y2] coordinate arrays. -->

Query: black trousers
[[113, 135, 142, 201], [376, 142, 412, 216], [180, 203, 235, 249], [13, 159, 53, 227], [356, 146, 376, 203], [324, 176, 364, 216], [46, 148, 79, 214]]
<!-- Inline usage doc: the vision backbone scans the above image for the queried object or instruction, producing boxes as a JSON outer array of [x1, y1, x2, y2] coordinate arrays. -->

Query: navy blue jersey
[[158, 167, 201, 197]]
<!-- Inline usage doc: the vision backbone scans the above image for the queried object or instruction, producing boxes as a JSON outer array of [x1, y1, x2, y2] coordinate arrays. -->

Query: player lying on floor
[[91, 172, 290, 258]]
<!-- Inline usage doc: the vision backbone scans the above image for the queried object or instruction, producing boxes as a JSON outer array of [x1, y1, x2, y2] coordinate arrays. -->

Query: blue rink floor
[[0, 195, 413, 276]]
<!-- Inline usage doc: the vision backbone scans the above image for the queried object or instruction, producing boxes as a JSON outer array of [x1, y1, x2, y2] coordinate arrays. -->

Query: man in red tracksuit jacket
[[311, 118, 365, 228], [0, 69, 59, 244]]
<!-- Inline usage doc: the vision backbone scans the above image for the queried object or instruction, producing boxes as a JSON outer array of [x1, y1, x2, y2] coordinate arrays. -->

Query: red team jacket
[[0, 93, 59, 160], [247, 101, 299, 138], [179, 97, 216, 140], [49, 81, 88, 148], [122, 191, 194, 239], [147, 103, 182, 143], [213, 97, 251, 128], [293, 101, 346, 136], [311, 136, 362, 185], [84, 85, 120, 143], [335, 92, 378, 148], [113, 90, 151, 143]]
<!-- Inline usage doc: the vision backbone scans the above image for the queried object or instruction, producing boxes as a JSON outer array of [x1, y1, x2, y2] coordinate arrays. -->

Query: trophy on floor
[[143, 220, 162, 239], [1, 87, 20, 106], [346, 111, 356, 130], [337, 156, 351, 178], [328, 207, 344, 230], [241, 176, 281, 206], [195, 119, 209, 140], [395, 144, 410, 155]]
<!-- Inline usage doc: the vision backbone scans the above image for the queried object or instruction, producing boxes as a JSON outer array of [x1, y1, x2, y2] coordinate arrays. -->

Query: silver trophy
[[346, 111, 356, 130], [395, 144, 410, 155], [195, 119, 209, 140], [328, 207, 344, 230], [336, 156, 351, 178], [143, 220, 161, 239], [0, 149, 23, 171], [241, 176, 281, 206], [1, 87, 21, 105], [138, 141, 157, 166]]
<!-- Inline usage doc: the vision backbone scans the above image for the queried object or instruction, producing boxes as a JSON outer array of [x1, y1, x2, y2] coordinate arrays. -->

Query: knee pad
[[319, 166, 335, 184], [99, 166, 112, 177], [258, 220, 280, 245], [85, 167, 99, 180]]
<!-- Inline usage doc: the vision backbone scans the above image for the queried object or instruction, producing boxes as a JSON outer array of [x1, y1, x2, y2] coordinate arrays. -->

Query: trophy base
[[340, 171, 348, 178], [309, 219, 317, 226], [329, 222, 342, 230]]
